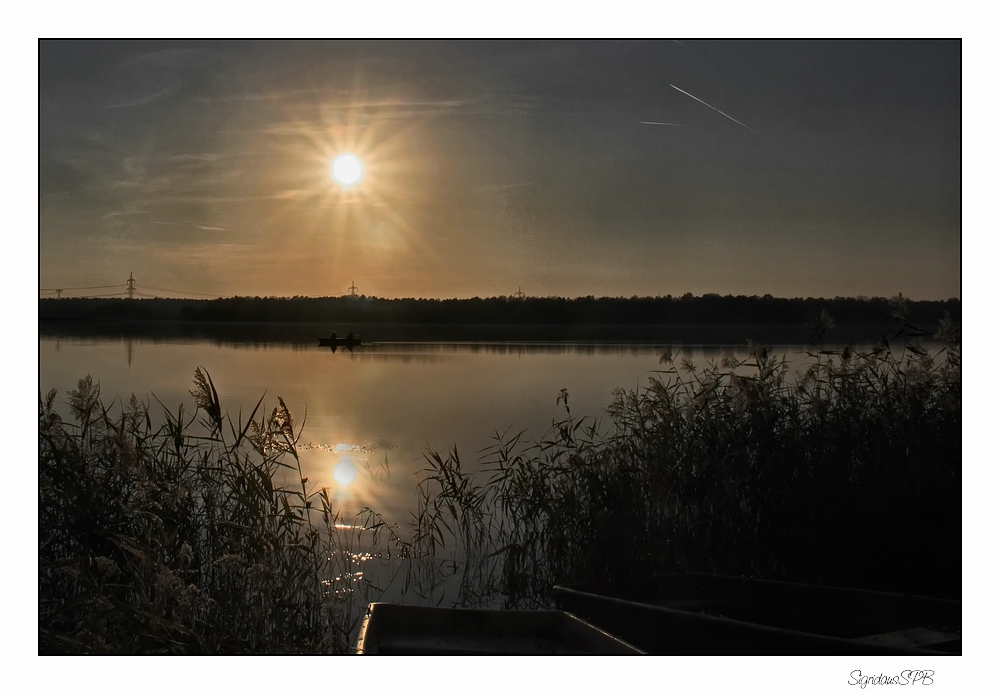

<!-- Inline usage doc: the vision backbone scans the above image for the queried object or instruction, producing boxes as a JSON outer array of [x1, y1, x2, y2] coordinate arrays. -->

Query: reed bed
[[411, 310, 960, 609], [39, 369, 407, 654], [39, 306, 960, 653]]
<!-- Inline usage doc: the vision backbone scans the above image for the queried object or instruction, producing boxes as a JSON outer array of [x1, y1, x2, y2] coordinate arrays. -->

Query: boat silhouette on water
[[318, 331, 364, 348], [552, 572, 961, 655]]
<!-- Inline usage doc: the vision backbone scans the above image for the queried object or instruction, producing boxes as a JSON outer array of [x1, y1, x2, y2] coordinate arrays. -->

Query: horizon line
[[39, 292, 962, 302]]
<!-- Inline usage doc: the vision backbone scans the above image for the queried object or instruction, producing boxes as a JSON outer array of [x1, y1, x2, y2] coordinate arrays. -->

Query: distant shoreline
[[38, 294, 958, 323], [38, 318, 943, 346]]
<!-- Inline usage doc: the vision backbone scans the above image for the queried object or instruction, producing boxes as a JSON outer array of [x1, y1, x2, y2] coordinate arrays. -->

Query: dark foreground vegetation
[[40, 293, 959, 329], [39, 308, 960, 653]]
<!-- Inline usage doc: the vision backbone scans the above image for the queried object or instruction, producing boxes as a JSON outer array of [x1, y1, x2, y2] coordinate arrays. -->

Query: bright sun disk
[[331, 154, 363, 187]]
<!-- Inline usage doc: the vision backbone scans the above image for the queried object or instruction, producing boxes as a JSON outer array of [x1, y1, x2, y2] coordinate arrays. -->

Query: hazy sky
[[39, 39, 961, 300]]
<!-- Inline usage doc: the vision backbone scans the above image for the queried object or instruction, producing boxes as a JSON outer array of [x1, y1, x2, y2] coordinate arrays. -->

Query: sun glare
[[331, 154, 364, 187], [333, 458, 357, 486]]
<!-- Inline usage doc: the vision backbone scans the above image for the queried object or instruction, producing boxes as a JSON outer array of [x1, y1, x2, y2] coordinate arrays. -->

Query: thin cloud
[[239, 98, 465, 115], [326, 99, 463, 110], [367, 108, 464, 121], [669, 84, 762, 136], [105, 84, 180, 109], [153, 190, 314, 204], [270, 189, 311, 201], [472, 182, 535, 193], [102, 206, 144, 219], [104, 47, 211, 109], [203, 87, 352, 102], [168, 153, 224, 163], [151, 220, 228, 231]]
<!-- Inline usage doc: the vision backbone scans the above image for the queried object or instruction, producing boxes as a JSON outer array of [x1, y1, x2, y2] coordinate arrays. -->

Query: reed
[[407, 307, 961, 606], [39, 369, 406, 654]]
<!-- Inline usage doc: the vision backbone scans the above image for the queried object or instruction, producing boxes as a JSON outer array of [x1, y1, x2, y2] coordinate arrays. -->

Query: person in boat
[[330, 331, 337, 341], [346, 332, 355, 342]]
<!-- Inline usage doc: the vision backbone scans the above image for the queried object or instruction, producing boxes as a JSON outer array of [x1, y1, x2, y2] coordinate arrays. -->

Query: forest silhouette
[[39, 294, 960, 329]]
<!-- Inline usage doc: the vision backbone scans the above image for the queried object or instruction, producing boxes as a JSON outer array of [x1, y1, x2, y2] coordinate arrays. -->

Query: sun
[[330, 153, 364, 187]]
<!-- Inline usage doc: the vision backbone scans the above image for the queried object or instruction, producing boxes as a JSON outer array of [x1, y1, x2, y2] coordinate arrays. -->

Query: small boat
[[318, 331, 363, 347], [552, 572, 960, 655], [354, 603, 642, 654]]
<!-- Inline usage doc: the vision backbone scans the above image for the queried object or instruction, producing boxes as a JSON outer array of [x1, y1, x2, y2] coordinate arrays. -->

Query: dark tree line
[[39, 294, 960, 328]]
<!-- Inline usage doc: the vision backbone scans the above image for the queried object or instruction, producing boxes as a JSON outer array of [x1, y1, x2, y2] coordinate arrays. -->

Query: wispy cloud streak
[[105, 85, 180, 109], [204, 87, 351, 102], [669, 84, 762, 136], [151, 220, 228, 231]]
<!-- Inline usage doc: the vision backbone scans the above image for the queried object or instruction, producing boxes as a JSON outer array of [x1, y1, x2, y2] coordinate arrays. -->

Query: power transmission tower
[[55, 289, 62, 298], [126, 272, 136, 299], [348, 281, 359, 297], [514, 286, 525, 299]]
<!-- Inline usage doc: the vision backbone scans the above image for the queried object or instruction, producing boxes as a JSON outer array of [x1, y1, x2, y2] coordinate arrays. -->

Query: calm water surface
[[38, 336, 883, 523]]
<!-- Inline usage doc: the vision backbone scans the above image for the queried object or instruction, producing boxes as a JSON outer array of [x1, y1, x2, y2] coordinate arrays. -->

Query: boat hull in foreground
[[355, 603, 642, 654], [553, 572, 960, 655]]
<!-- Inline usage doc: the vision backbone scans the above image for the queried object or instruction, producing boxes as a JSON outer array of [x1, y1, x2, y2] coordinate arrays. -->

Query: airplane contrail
[[640, 121, 687, 126], [669, 84, 762, 136]]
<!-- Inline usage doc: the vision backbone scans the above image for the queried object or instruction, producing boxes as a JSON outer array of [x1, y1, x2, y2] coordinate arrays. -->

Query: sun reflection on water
[[334, 457, 358, 486]]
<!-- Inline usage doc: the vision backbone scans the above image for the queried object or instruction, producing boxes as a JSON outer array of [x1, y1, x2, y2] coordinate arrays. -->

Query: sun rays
[[240, 76, 446, 295]]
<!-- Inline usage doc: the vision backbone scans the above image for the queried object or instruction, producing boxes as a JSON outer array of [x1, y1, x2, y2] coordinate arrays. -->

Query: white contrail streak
[[640, 121, 687, 126], [669, 84, 762, 136]]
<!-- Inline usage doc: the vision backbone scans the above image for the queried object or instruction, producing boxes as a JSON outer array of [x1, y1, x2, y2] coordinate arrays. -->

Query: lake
[[38, 330, 929, 525]]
